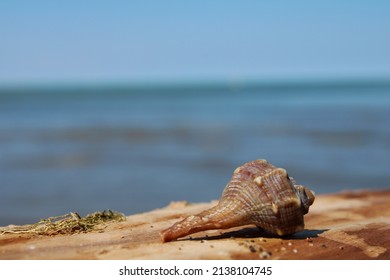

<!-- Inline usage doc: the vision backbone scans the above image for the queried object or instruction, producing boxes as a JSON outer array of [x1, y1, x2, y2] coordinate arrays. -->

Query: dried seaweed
[[0, 210, 126, 236]]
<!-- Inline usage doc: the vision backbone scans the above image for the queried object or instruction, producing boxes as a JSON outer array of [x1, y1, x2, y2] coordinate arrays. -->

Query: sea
[[0, 80, 389, 226]]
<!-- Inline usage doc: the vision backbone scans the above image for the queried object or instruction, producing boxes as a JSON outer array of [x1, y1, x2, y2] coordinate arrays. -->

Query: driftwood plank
[[0, 189, 389, 259]]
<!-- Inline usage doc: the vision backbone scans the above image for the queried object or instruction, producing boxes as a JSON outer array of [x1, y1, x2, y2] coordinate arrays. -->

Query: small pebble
[[287, 242, 292, 246], [258, 246, 264, 252], [292, 249, 298, 254], [260, 251, 272, 259], [248, 245, 256, 253]]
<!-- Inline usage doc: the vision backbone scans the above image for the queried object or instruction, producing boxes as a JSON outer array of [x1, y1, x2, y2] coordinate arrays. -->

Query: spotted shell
[[160, 159, 315, 242]]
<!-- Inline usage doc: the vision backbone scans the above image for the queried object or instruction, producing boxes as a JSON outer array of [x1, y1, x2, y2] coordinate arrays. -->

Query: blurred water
[[0, 83, 390, 225]]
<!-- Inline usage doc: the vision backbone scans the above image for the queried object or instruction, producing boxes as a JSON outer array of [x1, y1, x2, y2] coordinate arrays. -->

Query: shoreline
[[0, 188, 389, 260]]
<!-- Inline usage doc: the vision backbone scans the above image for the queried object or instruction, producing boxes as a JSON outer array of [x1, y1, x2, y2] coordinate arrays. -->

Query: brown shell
[[160, 159, 315, 242]]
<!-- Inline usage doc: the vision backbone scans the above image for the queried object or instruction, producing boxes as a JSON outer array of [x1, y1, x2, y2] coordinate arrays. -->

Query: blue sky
[[1, 0, 390, 85]]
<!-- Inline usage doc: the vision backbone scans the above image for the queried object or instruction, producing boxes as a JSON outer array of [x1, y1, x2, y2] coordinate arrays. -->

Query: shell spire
[[160, 159, 315, 242]]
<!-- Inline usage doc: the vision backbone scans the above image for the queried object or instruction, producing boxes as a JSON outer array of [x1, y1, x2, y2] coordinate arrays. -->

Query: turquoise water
[[1, 82, 390, 225]]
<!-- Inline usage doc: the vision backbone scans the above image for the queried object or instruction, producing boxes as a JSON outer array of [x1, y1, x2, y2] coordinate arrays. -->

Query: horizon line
[[1, 75, 390, 92]]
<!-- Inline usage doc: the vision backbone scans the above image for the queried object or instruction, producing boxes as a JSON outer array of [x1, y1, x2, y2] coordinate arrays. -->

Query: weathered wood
[[0, 189, 389, 259]]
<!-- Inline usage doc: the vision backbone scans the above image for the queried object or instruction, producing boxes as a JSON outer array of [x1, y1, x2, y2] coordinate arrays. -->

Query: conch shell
[[160, 159, 315, 242]]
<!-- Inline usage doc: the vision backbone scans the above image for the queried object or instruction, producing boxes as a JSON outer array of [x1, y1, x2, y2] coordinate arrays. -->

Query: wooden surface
[[0, 189, 389, 259]]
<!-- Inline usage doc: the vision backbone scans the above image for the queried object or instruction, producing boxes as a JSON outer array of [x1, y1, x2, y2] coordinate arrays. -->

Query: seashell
[[160, 159, 315, 242]]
